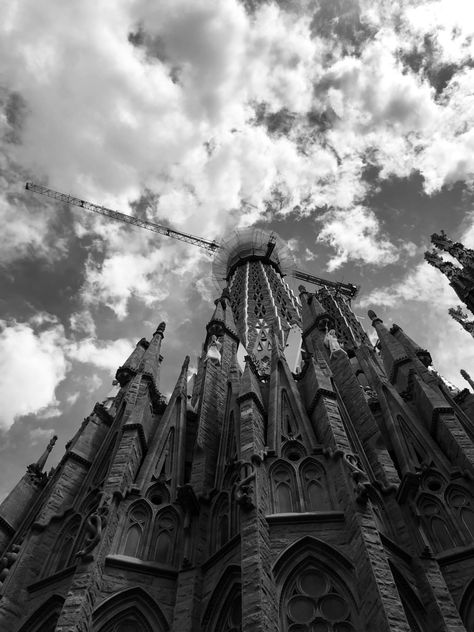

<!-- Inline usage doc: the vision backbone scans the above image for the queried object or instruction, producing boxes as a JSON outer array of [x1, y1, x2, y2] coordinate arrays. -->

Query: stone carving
[[206, 335, 222, 364], [26, 435, 57, 487], [0, 544, 20, 586], [431, 230, 474, 269], [343, 452, 371, 504], [235, 461, 256, 511], [449, 305, 474, 336], [76, 492, 111, 562], [424, 250, 458, 280], [324, 328, 346, 357]]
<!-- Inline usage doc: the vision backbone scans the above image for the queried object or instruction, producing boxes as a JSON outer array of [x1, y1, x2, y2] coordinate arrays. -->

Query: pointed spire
[[299, 285, 332, 334], [424, 250, 458, 281], [239, 356, 265, 414], [368, 310, 410, 382], [139, 322, 166, 388], [390, 323, 432, 367], [154, 321, 166, 337], [32, 434, 57, 474], [461, 369, 474, 391], [115, 337, 149, 386], [449, 306, 474, 336]]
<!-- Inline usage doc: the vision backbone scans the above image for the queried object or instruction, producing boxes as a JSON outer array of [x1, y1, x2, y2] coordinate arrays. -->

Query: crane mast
[[26, 182, 359, 298]]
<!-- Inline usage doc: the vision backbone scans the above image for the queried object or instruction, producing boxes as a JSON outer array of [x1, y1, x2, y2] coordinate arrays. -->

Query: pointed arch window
[[44, 514, 81, 576], [280, 562, 358, 631], [281, 390, 299, 438], [271, 462, 296, 513], [460, 579, 474, 632], [446, 486, 474, 542], [210, 493, 231, 554], [300, 460, 331, 511], [121, 502, 151, 559], [151, 508, 179, 565], [417, 496, 456, 552], [215, 591, 242, 632]]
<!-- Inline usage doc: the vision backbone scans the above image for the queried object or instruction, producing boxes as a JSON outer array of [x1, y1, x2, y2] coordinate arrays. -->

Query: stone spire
[[368, 310, 410, 382], [390, 323, 432, 367], [139, 321, 166, 389], [30, 434, 57, 475], [115, 337, 149, 386], [449, 306, 474, 336], [461, 369, 474, 391]]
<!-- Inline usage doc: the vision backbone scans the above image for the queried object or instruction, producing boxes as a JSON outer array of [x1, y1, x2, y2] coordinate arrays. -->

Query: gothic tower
[[1, 229, 474, 631]]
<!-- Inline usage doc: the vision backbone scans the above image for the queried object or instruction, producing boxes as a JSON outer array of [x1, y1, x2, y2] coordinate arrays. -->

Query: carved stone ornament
[[206, 334, 222, 364], [323, 328, 347, 357], [75, 492, 112, 562], [235, 461, 256, 511]]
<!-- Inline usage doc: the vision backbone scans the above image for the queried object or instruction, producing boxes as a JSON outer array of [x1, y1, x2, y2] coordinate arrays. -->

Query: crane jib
[[25, 182, 358, 295]]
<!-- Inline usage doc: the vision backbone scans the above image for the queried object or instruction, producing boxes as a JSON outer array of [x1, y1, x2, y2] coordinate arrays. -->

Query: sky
[[2, 0, 474, 501]]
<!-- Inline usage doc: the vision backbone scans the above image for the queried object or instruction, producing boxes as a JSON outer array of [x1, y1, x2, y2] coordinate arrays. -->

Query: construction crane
[[26, 182, 359, 298]]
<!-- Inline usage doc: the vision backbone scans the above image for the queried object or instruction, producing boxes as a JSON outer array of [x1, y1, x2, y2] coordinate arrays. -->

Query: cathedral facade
[[1, 230, 474, 631]]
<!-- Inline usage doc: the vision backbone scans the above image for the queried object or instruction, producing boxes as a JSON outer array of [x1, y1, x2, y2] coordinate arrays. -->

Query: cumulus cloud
[[317, 205, 399, 270], [68, 337, 135, 372], [0, 317, 68, 430]]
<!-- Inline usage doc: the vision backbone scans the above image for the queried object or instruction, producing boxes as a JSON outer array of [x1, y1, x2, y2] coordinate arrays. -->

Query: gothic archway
[[92, 587, 168, 632], [18, 595, 64, 632]]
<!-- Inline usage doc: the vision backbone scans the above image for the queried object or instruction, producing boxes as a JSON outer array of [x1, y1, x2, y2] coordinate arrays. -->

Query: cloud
[[317, 205, 399, 271], [0, 317, 68, 431], [29, 427, 56, 446], [68, 337, 135, 373]]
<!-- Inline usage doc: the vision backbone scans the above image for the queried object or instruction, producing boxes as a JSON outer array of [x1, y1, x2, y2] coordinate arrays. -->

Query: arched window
[[93, 432, 117, 486], [121, 501, 151, 559], [44, 515, 81, 576], [92, 588, 167, 632], [281, 390, 299, 438], [446, 486, 474, 542], [280, 562, 358, 631], [271, 462, 297, 513], [201, 566, 242, 632], [18, 595, 65, 632], [214, 589, 242, 632], [151, 508, 179, 565], [210, 493, 230, 554], [417, 495, 456, 552], [460, 578, 474, 632], [300, 459, 331, 511]]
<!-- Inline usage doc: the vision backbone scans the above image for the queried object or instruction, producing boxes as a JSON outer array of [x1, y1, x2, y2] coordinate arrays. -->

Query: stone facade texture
[[1, 233, 474, 631]]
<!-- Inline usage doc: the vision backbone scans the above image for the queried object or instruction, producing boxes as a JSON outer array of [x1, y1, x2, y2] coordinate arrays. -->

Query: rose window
[[282, 568, 356, 632]]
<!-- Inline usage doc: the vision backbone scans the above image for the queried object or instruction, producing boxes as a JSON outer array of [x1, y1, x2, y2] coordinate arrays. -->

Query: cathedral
[[1, 228, 474, 632]]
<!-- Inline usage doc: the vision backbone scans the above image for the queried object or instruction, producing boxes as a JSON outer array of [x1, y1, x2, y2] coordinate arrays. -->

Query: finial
[[154, 322, 166, 336], [221, 287, 231, 301], [460, 369, 474, 391], [33, 434, 58, 474], [367, 310, 382, 324]]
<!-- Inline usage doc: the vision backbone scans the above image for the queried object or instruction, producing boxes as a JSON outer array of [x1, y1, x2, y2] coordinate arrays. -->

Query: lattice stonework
[[228, 260, 301, 372]]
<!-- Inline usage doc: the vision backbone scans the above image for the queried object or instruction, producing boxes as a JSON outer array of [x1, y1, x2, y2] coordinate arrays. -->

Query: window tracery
[[417, 495, 457, 552], [210, 493, 231, 553], [121, 502, 151, 558], [300, 460, 331, 512], [446, 485, 474, 542], [215, 591, 242, 632], [280, 564, 357, 631], [271, 462, 297, 513], [152, 508, 179, 565], [44, 514, 81, 575]]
